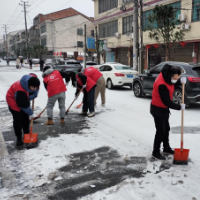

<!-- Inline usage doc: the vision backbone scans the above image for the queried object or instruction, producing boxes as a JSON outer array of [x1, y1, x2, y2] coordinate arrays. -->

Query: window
[[150, 64, 164, 74], [99, 0, 118, 14], [104, 65, 113, 71], [91, 30, 94, 37], [77, 29, 83, 35], [77, 41, 83, 48], [40, 25, 46, 34], [122, 15, 133, 35], [123, 0, 132, 3], [143, 1, 181, 30], [192, 0, 200, 22], [114, 65, 133, 70], [99, 20, 118, 38], [41, 38, 46, 46]]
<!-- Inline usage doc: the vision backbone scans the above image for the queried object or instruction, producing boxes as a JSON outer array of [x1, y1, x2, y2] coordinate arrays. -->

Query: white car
[[99, 63, 139, 89]]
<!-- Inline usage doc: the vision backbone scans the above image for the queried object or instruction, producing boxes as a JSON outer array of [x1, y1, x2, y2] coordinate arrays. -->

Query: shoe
[[16, 139, 23, 150], [88, 112, 95, 117], [163, 148, 174, 155], [152, 152, 166, 161], [79, 111, 87, 115], [101, 104, 105, 107], [45, 118, 54, 125], [60, 118, 65, 125]]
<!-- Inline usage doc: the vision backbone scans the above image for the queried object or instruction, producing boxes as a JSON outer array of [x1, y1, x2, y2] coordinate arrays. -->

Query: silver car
[[52, 59, 82, 72]]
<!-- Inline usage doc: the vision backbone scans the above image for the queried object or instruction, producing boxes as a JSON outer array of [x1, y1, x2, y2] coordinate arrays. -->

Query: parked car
[[99, 63, 139, 89], [51, 59, 82, 72], [132, 61, 200, 106], [80, 61, 97, 69], [31, 59, 40, 67]]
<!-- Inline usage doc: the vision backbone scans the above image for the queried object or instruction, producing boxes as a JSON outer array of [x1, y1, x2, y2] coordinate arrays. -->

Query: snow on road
[[0, 64, 200, 199]]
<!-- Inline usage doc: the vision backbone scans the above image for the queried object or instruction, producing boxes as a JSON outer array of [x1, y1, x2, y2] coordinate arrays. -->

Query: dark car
[[132, 61, 200, 106], [51, 59, 82, 72]]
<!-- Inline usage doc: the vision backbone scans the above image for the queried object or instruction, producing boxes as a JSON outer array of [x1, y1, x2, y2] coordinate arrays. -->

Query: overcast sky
[[0, 0, 94, 40]]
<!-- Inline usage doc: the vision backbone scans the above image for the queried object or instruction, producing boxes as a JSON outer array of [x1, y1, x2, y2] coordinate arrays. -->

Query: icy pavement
[[0, 65, 200, 200]]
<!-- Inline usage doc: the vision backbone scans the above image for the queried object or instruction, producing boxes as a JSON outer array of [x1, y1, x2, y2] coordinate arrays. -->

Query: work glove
[[180, 77, 187, 84], [83, 85, 86, 88], [29, 113, 35, 119], [181, 104, 185, 110]]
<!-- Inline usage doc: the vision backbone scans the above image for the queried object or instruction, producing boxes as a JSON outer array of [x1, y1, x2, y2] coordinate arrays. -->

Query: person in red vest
[[150, 64, 186, 160], [6, 75, 40, 150], [71, 72, 96, 117], [42, 66, 70, 125], [83, 67, 106, 107]]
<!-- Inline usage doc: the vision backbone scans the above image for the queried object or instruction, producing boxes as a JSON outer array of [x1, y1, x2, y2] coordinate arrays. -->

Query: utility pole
[[139, 0, 143, 74], [2, 24, 8, 57], [19, 1, 29, 59], [84, 24, 86, 70], [95, 26, 100, 64], [133, 0, 139, 71]]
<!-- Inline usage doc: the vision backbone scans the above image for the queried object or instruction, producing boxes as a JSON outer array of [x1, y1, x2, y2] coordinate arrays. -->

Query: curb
[[0, 131, 17, 188]]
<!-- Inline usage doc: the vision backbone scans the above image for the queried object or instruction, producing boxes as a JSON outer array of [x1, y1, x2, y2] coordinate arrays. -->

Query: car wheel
[[173, 88, 190, 107], [133, 82, 142, 97], [107, 79, 113, 89]]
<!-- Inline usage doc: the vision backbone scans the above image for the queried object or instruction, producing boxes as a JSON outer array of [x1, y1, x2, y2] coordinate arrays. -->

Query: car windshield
[[114, 65, 133, 70], [86, 62, 97, 65], [32, 60, 39, 64], [192, 67, 200, 77]]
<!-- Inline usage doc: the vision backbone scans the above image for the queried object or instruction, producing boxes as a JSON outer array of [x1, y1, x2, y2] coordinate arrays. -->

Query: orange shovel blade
[[173, 148, 189, 164], [23, 133, 38, 144]]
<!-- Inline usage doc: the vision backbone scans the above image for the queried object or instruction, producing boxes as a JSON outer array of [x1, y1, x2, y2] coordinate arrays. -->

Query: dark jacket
[[150, 64, 181, 118]]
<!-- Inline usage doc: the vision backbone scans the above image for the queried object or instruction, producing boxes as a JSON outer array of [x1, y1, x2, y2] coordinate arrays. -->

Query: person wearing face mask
[[150, 64, 186, 160], [6, 75, 40, 150]]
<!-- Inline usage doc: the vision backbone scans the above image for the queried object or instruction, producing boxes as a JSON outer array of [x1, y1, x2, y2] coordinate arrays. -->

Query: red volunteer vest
[[43, 70, 67, 97], [76, 73, 96, 92], [84, 67, 102, 82], [152, 73, 174, 108], [6, 81, 29, 111]]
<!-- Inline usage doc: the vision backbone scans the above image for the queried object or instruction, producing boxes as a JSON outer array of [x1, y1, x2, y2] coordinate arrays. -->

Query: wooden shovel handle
[[66, 87, 84, 113], [181, 83, 185, 150], [30, 99, 35, 133]]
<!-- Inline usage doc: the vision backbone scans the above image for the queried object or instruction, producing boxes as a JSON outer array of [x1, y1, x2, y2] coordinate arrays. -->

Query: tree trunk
[[165, 45, 169, 61]]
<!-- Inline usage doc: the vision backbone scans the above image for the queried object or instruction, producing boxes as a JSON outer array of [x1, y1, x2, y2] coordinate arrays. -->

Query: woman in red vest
[[6, 75, 40, 150], [42, 66, 70, 125], [150, 64, 186, 160], [83, 67, 106, 107], [71, 72, 96, 117]]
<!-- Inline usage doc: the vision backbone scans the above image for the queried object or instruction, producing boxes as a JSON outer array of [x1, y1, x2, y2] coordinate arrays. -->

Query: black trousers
[[9, 107, 29, 140], [153, 114, 170, 153], [82, 86, 95, 113]]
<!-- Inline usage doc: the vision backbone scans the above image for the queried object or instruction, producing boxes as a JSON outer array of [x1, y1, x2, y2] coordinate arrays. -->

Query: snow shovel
[[76, 102, 83, 109], [33, 106, 46, 120], [65, 87, 84, 114], [23, 99, 38, 148], [173, 82, 189, 165]]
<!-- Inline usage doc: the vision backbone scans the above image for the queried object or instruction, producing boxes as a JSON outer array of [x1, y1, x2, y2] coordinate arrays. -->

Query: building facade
[[93, 0, 200, 70]]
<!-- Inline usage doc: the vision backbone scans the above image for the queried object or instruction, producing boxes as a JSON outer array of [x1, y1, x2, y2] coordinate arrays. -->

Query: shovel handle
[[66, 87, 84, 113], [181, 83, 185, 151], [30, 99, 35, 134]]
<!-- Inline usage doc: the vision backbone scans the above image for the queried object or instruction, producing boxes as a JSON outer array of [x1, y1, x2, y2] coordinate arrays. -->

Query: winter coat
[[76, 73, 96, 94], [16, 58, 20, 65], [150, 64, 181, 118], [6, 75, 37, 115], [84, 67, 102, 82], [43, 69, 67, 98]]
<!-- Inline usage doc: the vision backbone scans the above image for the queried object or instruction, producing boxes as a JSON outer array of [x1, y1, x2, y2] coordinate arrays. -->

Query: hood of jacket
[[161, 64, 173, 85], [20, 75, 34, 92], [42, 69, 54, 78]]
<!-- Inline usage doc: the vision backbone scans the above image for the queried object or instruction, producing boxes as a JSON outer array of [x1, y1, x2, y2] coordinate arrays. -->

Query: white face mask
[[171, 79, 178, 84]]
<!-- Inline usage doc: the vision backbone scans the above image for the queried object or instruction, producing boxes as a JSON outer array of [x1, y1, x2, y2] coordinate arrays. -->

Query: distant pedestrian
[[39, 59, 44, 71], [20, 58, 23, 68], [83, 67, 106, 107], [42, 66, 70, 125], [7, 58, 10, 66], [29, 59, 33, 69], [150, 64, 186, 160], [16, 57, 20, 69], [6, 74, 40, 150]]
